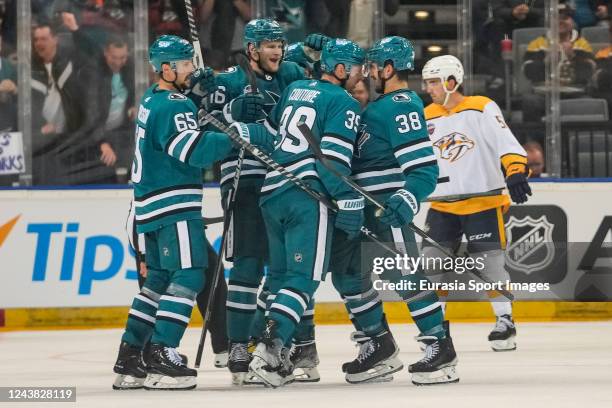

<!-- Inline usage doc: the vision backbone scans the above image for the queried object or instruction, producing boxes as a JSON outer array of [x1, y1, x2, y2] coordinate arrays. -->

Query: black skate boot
[[248, 320, 294, 388], [290, 340, 320, 382], [342, 330, 403, 384], [144, 343, 197, 390], [142, 342, 188, 368], [113, 341, 147, 390], [408, 334, 459, 385], [488, 314, 517, 351], [416, 320, 450, 351], [228, 342, 251, 385]]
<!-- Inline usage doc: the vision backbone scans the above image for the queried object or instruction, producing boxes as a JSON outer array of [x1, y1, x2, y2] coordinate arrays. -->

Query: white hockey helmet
[[422, 55, 464, 106]]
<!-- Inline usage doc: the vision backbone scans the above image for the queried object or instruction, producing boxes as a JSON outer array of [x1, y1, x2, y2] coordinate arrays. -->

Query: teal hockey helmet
[[284, 42, 314, 71], [243, 19, 285, 49], [149, 35, 194, 72], [367, 36, 415, 71], [320, 38, 365, 74]]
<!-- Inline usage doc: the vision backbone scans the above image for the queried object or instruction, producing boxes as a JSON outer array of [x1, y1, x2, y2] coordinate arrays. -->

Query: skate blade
[[411, 365, 459, 386], [112, 374, 145, 390], [143, 373, 197, 390], [490, 337, 517, 352], [292, 367, 320, 383], [345, 356, 404, 384], [249, 357, 284, 388]]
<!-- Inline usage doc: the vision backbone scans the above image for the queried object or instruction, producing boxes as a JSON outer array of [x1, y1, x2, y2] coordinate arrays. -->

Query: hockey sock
[[122, 287, 161, 347], [490, 298, 512, 317], [342, 286, 385, 336], [407, 290, 446, 339], [268, 285, 318, 345], [226, 257, 264, 342], [293, 298, 316, 343], [151, 267, 204, 347], [250, 285, 270, 340], [122, 267, 169, 347]]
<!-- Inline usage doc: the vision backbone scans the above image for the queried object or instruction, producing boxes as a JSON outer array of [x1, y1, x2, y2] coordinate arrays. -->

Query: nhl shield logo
[[505, 215, 555, 274], [428, 123, 435, 136]]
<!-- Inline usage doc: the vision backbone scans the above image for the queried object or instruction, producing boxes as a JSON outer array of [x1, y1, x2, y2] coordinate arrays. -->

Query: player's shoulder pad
[[455, 95, 492, 114], [424, 103, 447, 120]]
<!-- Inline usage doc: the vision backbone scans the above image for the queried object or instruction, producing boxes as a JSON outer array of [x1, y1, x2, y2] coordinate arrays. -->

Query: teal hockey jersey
[[208, 61, 305, 194], [132, 84, 233, 233], [353, 89, 439, 204], [260, 79, 361, 204]]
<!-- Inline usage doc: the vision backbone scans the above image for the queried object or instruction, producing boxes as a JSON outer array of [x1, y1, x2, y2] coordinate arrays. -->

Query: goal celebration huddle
[[113, 17, 531, 391]]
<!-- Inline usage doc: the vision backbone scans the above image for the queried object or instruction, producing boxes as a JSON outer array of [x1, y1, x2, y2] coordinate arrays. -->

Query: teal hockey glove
[[304, 33, 330, 51], [223, 93, 265, 123], [185, 67, 215, 107], [378, 189, 419, 228], [335, 196, 365, 239], [229, 122, 274, 153]]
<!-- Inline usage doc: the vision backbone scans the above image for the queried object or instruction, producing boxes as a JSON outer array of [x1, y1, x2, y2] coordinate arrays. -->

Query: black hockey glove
[[506, 173, 532, 204]]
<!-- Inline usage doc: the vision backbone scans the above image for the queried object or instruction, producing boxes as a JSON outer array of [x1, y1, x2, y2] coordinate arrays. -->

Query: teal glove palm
[[229, 122, 274, 153]]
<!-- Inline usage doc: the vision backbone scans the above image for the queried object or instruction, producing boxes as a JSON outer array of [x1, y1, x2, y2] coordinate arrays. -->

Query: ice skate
[[228, 342, 250, 385], [342, 330, 403, 384], [290, 340, 321, 382], [488, 314, 517, 351], [143, 344, 197, 390], [416, 320, 450, 351], [112, 341, 147, 390], [409, 335, 459, 385], [248, 320, 294, 388]]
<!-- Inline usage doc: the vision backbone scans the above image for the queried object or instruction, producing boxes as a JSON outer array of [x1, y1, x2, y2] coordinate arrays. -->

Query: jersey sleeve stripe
[[402, 159, 438, 174], [324, 133, 355, 147], [166, 129, 197, 157], [220, 169, 268, 185], [321, 136, 354, 153], [322, 149, 351, 168], [394, 137, 431, 152], [265, 157, 315, 178], [399, 154, 437, 172], [180, 131, 202, 162], [220, 158, 264, 170], [135, 188, 203, 208], [352, 167, 402, 180], [394, 140, 433, 157]]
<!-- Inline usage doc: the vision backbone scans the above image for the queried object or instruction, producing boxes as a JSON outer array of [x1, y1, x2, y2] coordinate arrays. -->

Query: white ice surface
[[1, 322, 611, 408]]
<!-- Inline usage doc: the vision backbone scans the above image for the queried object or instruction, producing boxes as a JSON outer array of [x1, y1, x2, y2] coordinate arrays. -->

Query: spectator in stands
[[492, 0, 545, 32], [524, 141, 545, 177], [591, 22, 612, 115], [571, 0, 609, 28], [521, 3, 596, 121], [30, 22, 91, 184], [67, 34, 135, 183], [199, 0, 251, 63], [350, 78, 370, 109], [0, 33, 17, 131]]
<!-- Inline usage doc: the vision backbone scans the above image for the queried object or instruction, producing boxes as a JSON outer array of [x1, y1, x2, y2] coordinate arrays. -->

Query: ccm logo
[[469, 233, 492, 241]]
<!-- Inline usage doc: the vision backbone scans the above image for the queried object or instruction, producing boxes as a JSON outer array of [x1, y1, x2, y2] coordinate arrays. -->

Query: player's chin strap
[[160, 66, 184, 92], [442, 79, 460, 108]]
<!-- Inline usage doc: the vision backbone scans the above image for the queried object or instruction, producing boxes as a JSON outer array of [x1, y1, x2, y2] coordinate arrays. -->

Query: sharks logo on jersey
[[392, 93, 412, 103], [433, 132, 475, 162], [355, 124, 371, 158]]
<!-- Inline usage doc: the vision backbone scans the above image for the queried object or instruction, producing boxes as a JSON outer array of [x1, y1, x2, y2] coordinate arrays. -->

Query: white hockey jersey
[[425, 96, 527, 215]]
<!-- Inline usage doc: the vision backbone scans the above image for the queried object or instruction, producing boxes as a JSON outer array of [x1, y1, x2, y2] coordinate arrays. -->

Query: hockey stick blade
[[296, 122, 514, 301]]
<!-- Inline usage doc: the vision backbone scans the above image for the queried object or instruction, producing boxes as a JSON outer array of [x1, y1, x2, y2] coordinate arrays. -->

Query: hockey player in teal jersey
[[112, 35, 273, 391], [336, 36, 459, 386], [207, 20, 324, 384], [245, 38, 366, 387]]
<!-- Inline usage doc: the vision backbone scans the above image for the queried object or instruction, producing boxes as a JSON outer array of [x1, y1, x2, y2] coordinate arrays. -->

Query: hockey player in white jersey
[[421, 55, 531, 351]]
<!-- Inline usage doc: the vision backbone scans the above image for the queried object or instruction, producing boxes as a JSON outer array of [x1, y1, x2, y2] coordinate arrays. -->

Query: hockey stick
[[194, 55, 255, 367], [296, 122, 515, 301], [184, 0, 204, 70], [425, 189, 503, 202], [198, 111, 401, 257]]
